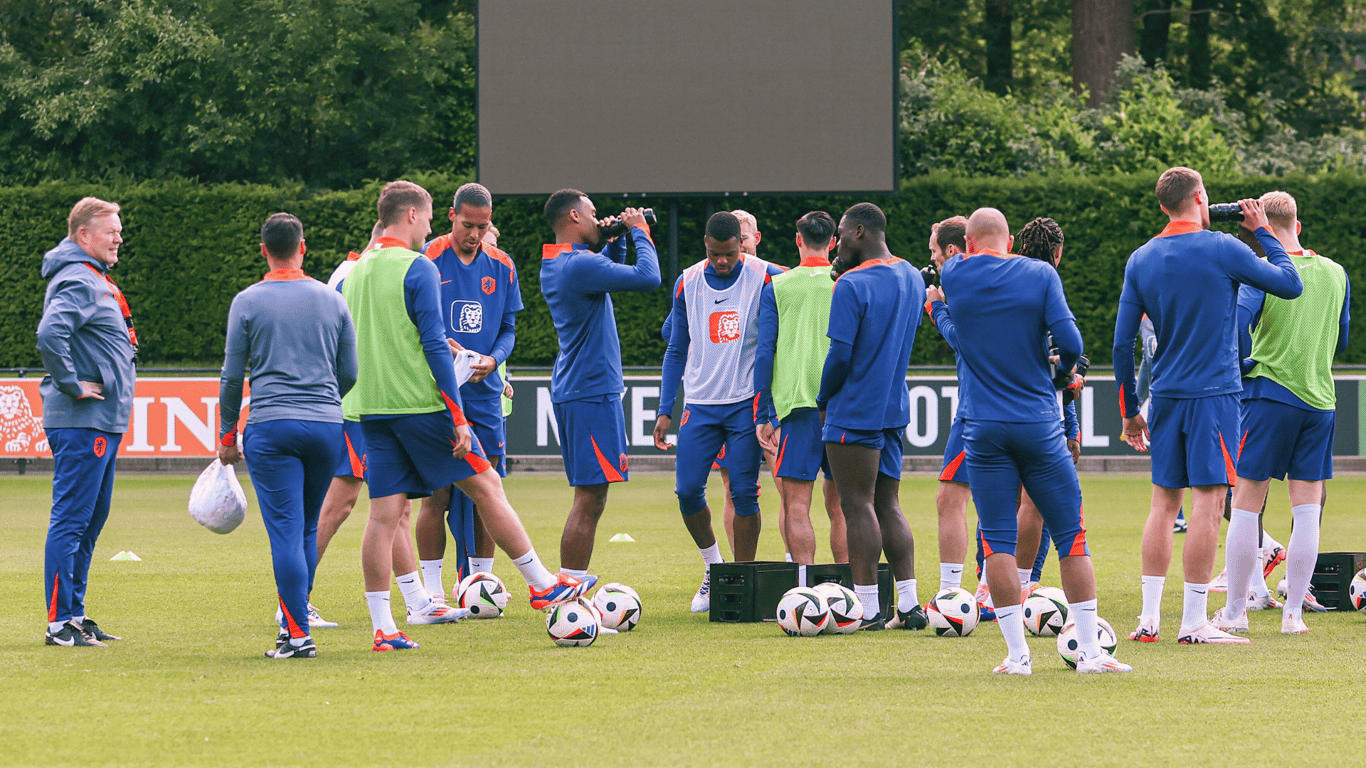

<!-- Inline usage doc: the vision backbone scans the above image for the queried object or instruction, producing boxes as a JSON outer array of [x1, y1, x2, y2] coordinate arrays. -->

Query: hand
[[1238, 198, 1270, 233], [653, 415, 673, 452], [1122, 413, 1149, 453], [819, 410, 825, 427], [447, 338, 465, 355], [503, 380, 514, 399], [756, 422, 779, 453], [468, 354, 497, 383], [925, 285, 945, 304], [451, 424, 472, 458], [620, 207, 646, 230], [218, 443, 242, 465], [78, 381, 104, 400], [1067, 439, 1080, 465]]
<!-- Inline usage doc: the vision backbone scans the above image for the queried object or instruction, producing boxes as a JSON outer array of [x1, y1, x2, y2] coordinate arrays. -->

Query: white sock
[[995, 604, 1031, 663], [469, 556, 495, 575], [895, 578, 919, 613], [1017, 568, 1032, 590], [784, 552, 793, 562], [365, 591, 398, 634], [1181, 581, 1209, 630], [797, 564, 807, 588], [511, 548, 556, 591], [939, 562, 963, 592], [288, 635, 310, 648], [48, 621, 65, 634], [1070, 598, 1101, 660], [561, 568, 587, 579], [1224, 508, 1260, 618], [854, 584, 880, 620], [1285, 504, 1322, 621], [396, 571, 431, 612], [699, 543, 724, 567], [419, 559, 444, 600], [1250, 550, 1271, 599], [1140, 575, 1166, 624], [1261, 530, 1284, 552]]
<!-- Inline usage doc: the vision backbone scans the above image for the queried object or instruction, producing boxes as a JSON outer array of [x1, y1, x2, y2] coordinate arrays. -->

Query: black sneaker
[[858, 614, 885, 631], [265, 636, 317, 659], [81, 618, 121, 642], [896, 604, 929, 630], [46, 623, 106, 647]]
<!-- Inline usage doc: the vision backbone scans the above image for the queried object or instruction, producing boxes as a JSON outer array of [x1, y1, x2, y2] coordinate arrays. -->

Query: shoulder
[[481, 244, 516, 272], [422, 234, 453, 259]]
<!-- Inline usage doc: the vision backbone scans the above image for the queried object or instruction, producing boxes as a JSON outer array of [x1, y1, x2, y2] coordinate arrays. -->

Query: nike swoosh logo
[[950, 569, 962, 575], [714, 298, 728, 303]]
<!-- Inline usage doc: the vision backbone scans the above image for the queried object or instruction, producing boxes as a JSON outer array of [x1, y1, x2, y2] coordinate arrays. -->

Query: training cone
[[109, 551, 142, 561], [609, 533, 635, 542]]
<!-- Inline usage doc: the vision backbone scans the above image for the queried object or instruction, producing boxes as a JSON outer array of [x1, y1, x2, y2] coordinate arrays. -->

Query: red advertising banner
[[0, 378, 247, 458]]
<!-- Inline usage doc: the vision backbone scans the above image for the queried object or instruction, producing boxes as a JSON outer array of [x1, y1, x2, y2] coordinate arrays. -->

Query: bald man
[[938, 207, 1128, 674]]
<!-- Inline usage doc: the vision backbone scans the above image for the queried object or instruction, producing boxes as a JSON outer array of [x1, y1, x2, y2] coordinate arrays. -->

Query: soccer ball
[[597, 582, 640, 602], [776, 587, 830, 637], [1057, 617, 1118, 669], [545, 597, 598, 647], [592, 586, 642, 631], [456, 572, 509, 618], [1022, 589, 1068, 637], [926, 587, 980, 637], [1350, 569, 1366, 612], [812, 582, 863, 634], [1278, 578, 1288, 599]]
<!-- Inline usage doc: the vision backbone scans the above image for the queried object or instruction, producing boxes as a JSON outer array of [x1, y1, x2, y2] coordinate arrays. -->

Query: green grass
[[3, 471, 1366, 767]]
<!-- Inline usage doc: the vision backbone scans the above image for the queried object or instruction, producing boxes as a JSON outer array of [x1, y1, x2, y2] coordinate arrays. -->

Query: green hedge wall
[[4, 173, 1365, 369]]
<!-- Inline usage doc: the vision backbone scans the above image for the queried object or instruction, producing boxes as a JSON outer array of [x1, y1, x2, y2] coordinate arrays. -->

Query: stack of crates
[[708, 561, 895, 622], [1309, 552, 1365, 611]]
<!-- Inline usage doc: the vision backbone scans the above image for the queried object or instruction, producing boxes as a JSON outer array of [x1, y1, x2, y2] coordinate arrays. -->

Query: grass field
[[3, 470, 1366, 767]]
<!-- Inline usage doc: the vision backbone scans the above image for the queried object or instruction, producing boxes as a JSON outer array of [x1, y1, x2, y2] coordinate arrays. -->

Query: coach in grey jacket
[[35, 197, 137, 647]]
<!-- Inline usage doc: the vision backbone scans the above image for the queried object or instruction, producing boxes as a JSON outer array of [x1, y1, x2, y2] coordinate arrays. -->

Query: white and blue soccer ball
[[456, 572, 509, 618], [1349, 569, 1366, 612], [812, 582, 863, 635], [1057, 617, 1118, 669], [592, 585, 641, 631], [776, 587, 830, 637], [546, 597, 598, 647], [1023, 588, 1069, 637], [926, 587, 980, 637]]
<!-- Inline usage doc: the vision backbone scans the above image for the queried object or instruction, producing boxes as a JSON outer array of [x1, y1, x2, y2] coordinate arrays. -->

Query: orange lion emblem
[[0, 385, 48, 454]]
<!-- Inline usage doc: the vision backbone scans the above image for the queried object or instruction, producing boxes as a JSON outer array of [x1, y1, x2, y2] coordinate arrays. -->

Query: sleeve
[[490, 311, 517, 365], [1236, 284, 1266, 373], [929, 302, 958, 351], [657, 276, 689, 419], [565, 227, 661, 294], [218, 296, 248, 444], [604, 232, 628, 264], [660, 310, 673, 341], [1224, 229, 1303, 300], [817, 281, 860, 409], [1112, 262, 1143, 419], [753, 281, 779, 424], [404, 258, 467, 426], [35, 275, 97, 399], [1339, 273, 1351, 356], [1044, 270, 1081, 375], [817, 340, 853, 411], [1063, 401, 1079, 441], [335, 298, 358, 398]]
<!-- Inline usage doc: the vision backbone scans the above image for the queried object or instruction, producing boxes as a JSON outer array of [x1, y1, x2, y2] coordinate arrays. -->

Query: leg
[[1014, 489, 1044, 589], [560, 483, 609, 571], [1224, 477, 1271, 620], [1142, 485, 1185, 577], [725, 417, 763, 563], [720, 469, 736, 557], [70, 433, 121, 622], [760, 441, 788, 556], [825, 443, 881, 587], [1184, 485, 1230, 585], [362, 495, 407, 592], [823, 478, 848, 562], [316, 476, 362, 560], [1283, 478, 1326, 627], [782, 479, 817, 565], [415, 486, 452, 562], [44, 429, 107, 631], [936, 482, 971, 573], [873, 473, 914, 581]]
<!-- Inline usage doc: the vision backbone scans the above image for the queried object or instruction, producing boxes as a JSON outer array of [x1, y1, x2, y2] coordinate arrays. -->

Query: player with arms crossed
[[414, 183, 522, 600], [1114, 167, 1302, 645], [541, 190, 660, 580], [817, 203, 928, 631], [1213, 190, 1348, 636], [345, 181, 593, 651], [218, 213, 357, 658], [753, 211, 848, 584], [941, 207, 1128, 674], [654, 212, 785, 610]]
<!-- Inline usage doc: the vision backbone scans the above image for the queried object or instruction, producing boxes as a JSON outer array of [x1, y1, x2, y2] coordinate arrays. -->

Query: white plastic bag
[[188, 459, 248, 534]]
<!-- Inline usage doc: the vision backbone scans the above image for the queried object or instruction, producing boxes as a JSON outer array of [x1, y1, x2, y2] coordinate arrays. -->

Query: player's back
[[940, 254, 1072, 423], [540, 244, 623, 402], [826, 257, 924, 430]]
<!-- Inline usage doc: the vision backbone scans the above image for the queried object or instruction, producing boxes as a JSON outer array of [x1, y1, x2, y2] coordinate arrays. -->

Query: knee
[[677, 487, 707, 517]]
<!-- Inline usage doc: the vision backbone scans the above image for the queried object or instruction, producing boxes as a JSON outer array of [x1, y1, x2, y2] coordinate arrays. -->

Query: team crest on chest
[[453, 300, 483, 333], [481, 276, 496, 295], [709, 311, 742, 343]]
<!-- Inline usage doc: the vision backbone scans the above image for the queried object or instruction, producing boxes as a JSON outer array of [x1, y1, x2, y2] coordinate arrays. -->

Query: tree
[[985, 0, 1014, 95], [1071, 0, 1135, 105]]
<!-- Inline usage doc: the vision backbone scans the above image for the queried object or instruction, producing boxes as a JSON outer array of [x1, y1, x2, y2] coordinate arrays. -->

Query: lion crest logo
[[708, 311, 742, 343], [0, 385, 49, 454], [481, 276, 496, 295], [454, 300, 483, 333]]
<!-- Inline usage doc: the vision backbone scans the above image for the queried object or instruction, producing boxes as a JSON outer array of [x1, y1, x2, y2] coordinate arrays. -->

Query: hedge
[[3, 172, 1365, 369]]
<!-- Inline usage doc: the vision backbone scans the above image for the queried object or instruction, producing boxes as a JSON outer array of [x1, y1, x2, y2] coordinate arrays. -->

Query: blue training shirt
[[1113, 223, 1303, 416], [817, 256, 925, 431], [939, 250, 1081, 424], [541, 227, 659, 403]]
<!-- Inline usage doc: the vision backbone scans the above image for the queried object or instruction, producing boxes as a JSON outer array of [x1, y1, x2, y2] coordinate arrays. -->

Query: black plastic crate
[[1310, 552, 1365, 611], [801, 563, 895, 618], [709, 561, 798, 622]]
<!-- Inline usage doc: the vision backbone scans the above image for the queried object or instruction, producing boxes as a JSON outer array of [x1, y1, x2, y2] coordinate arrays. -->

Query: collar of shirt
[[262, 268, 308, 282], [346, 251, 362, 261], [798, 255, 831, 267], [967, 247, 1012, 258], [374, 237, 412, 250], [1155, 221, 1203, 238], [542, 243, 595, 259]]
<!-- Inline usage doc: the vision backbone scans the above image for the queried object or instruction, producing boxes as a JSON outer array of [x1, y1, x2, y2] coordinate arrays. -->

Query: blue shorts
[[676, 401, 761, 517], [1236, 399, 1335, 482], [1149, 394, 1240, 488], [333, 420, 367, 480], [939, 416, 969, 484], [361, 412, 491, 499], [963, 419, 1087, 559], [554, 394, 629, 487], [822, 425, 904, 480], [713, 442, 728, 471], [464, 397, 507, 476], [775, 409, 832, 481]]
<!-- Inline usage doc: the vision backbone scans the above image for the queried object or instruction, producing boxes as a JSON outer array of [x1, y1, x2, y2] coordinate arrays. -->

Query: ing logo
[[454, 300, 483, 333], [709, 311, 741, 343]]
